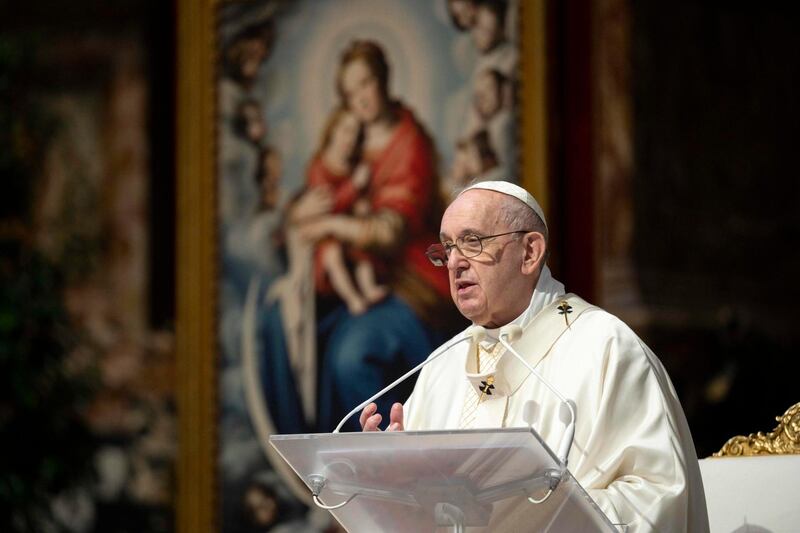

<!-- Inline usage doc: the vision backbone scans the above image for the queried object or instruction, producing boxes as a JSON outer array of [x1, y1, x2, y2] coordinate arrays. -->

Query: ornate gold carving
[[713, 402, 800, 457]]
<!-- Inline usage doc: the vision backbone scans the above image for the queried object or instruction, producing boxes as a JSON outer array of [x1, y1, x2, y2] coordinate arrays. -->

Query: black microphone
[[497, 324, 576, 467], [333, 325, 487, 432]]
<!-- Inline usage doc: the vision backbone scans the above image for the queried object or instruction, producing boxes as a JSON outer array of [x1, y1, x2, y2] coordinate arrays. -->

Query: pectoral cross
[[557, 300, 573, 327], [478, 376, 495, 403]]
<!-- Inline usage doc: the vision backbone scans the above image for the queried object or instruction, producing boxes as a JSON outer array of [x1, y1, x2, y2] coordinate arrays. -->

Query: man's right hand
[[359, 402, 404, 432]]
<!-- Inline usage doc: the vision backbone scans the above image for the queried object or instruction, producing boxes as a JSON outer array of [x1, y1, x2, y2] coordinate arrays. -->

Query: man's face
[[439, 190, 532, 327], [341, 59, 383, 123]]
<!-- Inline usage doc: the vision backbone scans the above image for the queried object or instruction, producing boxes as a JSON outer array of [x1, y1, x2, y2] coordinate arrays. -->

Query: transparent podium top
[[270, 428, 619, 532]]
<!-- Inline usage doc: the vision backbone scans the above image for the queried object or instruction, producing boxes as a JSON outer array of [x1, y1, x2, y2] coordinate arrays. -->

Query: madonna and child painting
[[216, 1, 521, 529]]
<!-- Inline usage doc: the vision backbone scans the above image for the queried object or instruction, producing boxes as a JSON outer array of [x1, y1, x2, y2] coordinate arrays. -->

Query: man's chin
[[456, 305, 485, 325]]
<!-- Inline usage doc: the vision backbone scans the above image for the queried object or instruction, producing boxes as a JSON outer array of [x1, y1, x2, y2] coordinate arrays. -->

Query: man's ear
[[520, 232, 546, 275]]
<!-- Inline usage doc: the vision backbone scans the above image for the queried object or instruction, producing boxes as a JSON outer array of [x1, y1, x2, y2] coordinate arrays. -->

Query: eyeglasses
[[425, 230, 532, 267]]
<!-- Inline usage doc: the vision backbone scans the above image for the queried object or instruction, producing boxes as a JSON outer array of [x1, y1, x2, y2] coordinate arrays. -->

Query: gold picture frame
[[175, 1, 550, 530]]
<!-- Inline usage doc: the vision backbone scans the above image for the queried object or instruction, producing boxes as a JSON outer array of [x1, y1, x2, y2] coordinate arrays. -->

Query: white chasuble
[[404, 268, 709, 532]]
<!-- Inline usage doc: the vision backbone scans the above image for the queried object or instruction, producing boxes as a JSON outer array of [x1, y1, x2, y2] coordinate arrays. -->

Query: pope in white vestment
[[405, 266, 709, 532], [361, 180, 709, 532]]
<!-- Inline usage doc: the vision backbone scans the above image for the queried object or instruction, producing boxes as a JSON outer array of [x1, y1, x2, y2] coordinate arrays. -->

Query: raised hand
[[359, 402, 404, 432]]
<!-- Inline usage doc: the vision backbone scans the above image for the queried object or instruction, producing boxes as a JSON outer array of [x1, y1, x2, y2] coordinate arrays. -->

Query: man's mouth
[[455, 280, 476, 293]]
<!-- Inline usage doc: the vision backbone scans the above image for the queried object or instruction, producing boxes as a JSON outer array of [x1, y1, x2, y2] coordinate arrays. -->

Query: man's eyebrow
[[439, 228, 483, 240]]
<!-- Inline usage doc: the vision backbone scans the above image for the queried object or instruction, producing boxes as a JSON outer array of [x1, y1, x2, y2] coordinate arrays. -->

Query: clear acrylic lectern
[[270, 428, 619, 532]]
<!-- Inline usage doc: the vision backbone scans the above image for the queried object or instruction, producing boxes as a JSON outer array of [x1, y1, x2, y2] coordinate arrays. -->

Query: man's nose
[[447, 247, 468, 270]]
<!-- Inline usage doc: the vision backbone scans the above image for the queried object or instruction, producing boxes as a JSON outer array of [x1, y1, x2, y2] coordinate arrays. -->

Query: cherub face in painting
[[242, 102, 266, 143], [448, 0, 477, 30], [329, 111, 361, 161], [244, 484, 278, 527], [341, 59, 384, 124], [474, 70, 502, 120], [450, 139, 485, 186], [235, 38, 268, 83], [472, 5, 503, 53], [464, 140, 484, 175]]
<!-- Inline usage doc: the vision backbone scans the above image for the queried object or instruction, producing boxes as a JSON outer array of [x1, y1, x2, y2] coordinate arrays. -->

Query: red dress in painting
[[306, 103, 450, 320], [361, 104, 451, 315], [306, 157, 374, 295]]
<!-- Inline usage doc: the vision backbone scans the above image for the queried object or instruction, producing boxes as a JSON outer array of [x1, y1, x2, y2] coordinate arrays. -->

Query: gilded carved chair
[[699, 402, 800, 532]]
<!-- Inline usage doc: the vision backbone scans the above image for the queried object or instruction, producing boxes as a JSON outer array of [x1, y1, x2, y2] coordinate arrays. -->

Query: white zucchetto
[[460, 180, 547, 230]]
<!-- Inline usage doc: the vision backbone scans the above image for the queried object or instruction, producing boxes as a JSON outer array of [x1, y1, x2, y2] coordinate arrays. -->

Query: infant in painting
[[307, 108, 388, 314]]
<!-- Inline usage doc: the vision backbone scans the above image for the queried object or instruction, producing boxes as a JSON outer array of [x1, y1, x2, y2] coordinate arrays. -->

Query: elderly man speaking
[[359, 181, 709, 532]]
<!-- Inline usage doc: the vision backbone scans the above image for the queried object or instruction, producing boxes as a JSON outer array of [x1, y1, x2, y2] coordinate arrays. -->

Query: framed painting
[[176, 0, 549, 531]]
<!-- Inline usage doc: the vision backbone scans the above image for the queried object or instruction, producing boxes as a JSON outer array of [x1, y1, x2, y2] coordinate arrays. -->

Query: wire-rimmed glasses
[[425, 230, 532, 267]]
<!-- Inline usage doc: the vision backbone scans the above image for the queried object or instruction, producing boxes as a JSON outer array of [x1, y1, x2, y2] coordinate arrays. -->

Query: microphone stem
[[333, 357, 429, 433], [497, 334, 576, 465], [333, 331, 476, 433]]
